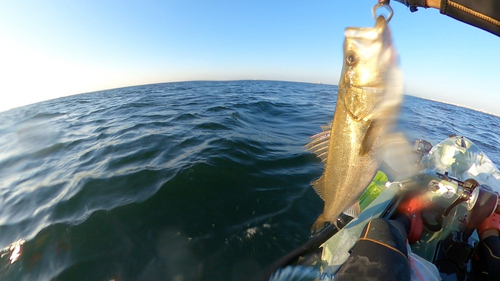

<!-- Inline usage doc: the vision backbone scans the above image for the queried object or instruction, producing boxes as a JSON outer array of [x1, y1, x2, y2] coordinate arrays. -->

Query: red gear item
[[477, 198, 500, 238], [397, 194, 431, 243]]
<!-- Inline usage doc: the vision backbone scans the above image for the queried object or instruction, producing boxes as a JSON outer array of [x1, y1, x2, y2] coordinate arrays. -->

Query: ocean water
[[0, 80, 499, 281]]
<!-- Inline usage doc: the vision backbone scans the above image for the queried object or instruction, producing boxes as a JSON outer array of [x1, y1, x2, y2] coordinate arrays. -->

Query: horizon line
[[1, 80, 498, 118]]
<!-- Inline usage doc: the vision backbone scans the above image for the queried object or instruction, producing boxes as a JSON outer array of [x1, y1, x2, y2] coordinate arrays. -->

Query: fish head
[[339, 16, 402, 121]]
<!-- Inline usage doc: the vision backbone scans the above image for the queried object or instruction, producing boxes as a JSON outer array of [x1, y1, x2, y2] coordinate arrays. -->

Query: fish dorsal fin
[[342, 202, 361, 218], [304, 123, 332, 163], [320, 122, 332, 131], [304, 123, 332, 200]]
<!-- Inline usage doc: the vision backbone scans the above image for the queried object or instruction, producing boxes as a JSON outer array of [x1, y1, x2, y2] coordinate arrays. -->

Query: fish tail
[[311, 214, 330, 234]]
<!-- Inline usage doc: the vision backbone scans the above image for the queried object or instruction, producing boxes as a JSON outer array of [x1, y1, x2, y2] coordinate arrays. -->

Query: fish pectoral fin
[[342, 202, 361, 218], [311, 176, 325, 201], [359, 119, 381, 156]]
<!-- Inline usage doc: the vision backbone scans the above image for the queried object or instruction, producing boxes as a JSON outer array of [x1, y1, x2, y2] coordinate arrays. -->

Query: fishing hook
[[372, 0, 393, 22]]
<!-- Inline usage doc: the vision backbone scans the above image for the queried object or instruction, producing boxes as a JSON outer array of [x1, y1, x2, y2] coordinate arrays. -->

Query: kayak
[[264, 135, 500, 281]]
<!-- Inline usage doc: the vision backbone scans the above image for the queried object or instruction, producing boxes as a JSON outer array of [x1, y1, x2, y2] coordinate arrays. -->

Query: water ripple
[[0, 81, 499, 280]]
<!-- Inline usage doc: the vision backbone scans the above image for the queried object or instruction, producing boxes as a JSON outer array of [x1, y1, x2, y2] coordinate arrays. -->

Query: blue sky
[[1, 1, 499, 114]]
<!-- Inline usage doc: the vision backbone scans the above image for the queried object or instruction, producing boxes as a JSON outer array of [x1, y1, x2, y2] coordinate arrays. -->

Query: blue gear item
[[268, 266, 334, 281], [393, 0, 428, 12]]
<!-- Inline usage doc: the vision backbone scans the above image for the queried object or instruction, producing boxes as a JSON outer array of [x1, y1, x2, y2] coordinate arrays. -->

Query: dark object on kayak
[[264, 135, 500, 281]]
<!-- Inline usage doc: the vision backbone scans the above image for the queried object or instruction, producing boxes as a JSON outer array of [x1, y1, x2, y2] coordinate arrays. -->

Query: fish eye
[[346, 53, 357, 66]]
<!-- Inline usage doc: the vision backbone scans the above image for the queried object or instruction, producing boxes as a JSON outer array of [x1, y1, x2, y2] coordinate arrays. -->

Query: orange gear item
[[397, 194, 431, 243], [477, 198, 500, 238]]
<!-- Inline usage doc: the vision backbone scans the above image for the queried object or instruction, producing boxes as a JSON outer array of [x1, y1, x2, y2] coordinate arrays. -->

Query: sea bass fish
[[306, 16, 403, 233]]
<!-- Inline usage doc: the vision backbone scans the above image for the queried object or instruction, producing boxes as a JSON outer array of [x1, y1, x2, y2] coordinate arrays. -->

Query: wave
[[0, 81, 499, 280]]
